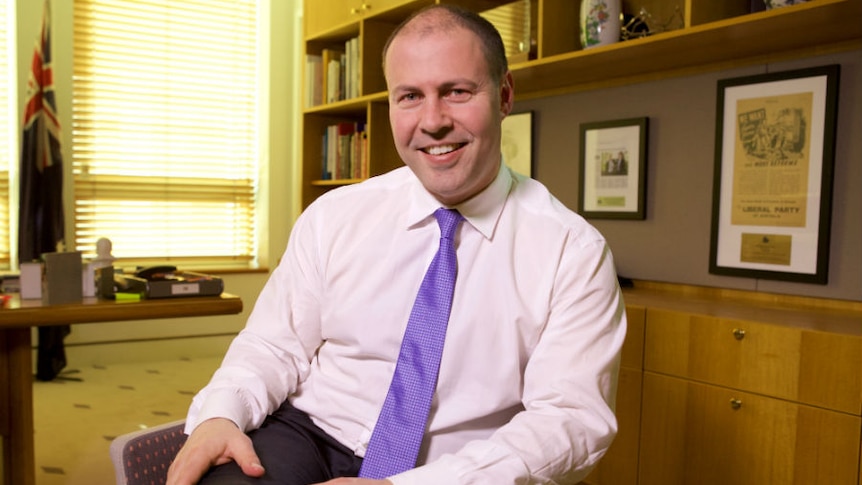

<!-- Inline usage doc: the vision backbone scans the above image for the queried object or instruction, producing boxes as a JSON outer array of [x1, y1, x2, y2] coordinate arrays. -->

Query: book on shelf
[[321, 121, 368, 181], [352, 122, 368, 179], [345, 37, 360, 99], [311, 37, 359, 106], [305, 54, 323, 108], [325, 123, 338, 180], [336, 122, 355, 180], [321, 47, 344, 104], [321, 127, 329, 179]]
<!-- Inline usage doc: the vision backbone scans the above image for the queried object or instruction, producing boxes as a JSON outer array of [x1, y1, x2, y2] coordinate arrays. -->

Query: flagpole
[[18, 0, 71, 382]]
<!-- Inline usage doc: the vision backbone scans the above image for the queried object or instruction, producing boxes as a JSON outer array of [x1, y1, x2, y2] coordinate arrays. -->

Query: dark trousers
[[199, 401, 363, 485]]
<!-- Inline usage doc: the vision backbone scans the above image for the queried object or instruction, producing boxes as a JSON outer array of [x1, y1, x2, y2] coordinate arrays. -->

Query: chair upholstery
[[110, 420, 187, 485]]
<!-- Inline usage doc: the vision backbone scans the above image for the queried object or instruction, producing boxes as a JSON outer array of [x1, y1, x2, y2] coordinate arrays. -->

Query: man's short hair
[[382, 4, 509, 86]]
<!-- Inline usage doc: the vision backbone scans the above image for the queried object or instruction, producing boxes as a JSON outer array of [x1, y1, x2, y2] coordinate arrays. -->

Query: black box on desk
[[42, 251, 83, 305], [121, 271, 224, 299]]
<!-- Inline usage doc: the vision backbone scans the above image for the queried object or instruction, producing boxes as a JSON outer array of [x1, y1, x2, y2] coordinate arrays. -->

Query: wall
[[515, 49, 861, 302], [14, 0, 303, 364]]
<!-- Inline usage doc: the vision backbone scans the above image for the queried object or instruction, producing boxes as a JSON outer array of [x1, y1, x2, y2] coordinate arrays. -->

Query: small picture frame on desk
[[709, 65, 839, 284], [578, 117, 648, 220]]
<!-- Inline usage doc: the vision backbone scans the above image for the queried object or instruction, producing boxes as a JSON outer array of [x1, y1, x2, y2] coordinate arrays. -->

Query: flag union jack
[[22, 1, 62, 172]]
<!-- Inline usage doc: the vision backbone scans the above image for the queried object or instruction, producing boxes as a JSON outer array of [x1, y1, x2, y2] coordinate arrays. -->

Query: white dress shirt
[[186, 163, 627, 484]]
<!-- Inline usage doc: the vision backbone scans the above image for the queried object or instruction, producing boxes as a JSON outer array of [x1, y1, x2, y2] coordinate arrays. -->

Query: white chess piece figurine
[[91, 237, 116, 270]]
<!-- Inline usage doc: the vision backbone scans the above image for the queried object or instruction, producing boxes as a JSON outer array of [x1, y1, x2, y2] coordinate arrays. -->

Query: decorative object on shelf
[[709, 64, 839, 284], [620, 9, 651, 41], [501, 112, 533, 178], [764, 0, 809, 9], [621, 6, 684, 41], [578, 117, 648, 220], [579, 0, 621, 49]]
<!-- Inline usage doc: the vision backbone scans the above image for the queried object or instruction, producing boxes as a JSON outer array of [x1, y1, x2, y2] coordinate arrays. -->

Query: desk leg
[[0, 328, 35, 485]]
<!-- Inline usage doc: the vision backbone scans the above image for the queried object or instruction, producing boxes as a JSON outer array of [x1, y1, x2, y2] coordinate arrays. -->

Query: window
[[0, 0, 13, 270], [72, 0, 261, 270]]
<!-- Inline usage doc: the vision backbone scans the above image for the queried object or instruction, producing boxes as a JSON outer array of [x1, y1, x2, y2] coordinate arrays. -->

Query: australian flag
[[18, 1, 70, 381]]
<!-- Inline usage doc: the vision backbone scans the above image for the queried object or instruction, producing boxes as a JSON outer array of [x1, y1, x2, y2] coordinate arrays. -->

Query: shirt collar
[[406, 162, 513, 240]]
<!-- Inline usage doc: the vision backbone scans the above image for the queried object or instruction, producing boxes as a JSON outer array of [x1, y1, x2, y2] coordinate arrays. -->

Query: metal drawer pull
[[730, 398, 742, 410], [732, 328, 746, 340]]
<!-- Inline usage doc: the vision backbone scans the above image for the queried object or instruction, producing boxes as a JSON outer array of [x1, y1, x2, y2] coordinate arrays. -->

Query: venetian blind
[[72, 0, 260, 270], [0, 0, 12, 270]]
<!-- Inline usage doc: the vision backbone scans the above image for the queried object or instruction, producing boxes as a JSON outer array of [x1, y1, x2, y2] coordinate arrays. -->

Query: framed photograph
[[578, 117, 648, 219], [709, 65, 839, 284], [502, 111, 533, 177]]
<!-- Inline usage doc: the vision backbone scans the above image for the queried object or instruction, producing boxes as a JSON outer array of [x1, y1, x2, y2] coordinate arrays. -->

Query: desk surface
[[0, 293, 243, 328]]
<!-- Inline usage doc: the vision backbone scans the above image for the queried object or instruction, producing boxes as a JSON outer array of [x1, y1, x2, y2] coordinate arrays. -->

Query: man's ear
[[499, 71, 515, 117]]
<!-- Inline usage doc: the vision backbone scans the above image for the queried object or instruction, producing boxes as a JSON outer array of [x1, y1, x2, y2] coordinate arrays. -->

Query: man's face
[[384, 25, 514, 206]]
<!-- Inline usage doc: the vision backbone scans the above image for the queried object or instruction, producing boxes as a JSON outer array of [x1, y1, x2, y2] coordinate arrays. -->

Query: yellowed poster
[[731, 92, 812, 227]]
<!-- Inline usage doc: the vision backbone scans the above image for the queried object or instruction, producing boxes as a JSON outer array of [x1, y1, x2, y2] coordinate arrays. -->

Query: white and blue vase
[[580, 0, 621, 49]]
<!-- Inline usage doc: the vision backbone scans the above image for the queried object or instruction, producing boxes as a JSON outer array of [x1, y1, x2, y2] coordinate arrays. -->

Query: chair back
[[109, 420, 187, 485]]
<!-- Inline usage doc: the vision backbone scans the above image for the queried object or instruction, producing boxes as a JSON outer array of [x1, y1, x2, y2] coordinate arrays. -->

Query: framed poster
[[502, 111, 533, 177], [709, 65, 840, 284], [578, 117, 648, 219]]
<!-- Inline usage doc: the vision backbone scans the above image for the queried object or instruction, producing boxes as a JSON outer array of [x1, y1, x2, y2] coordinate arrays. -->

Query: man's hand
[[313, 479, 392, 485], [166, 417, 265, 485]]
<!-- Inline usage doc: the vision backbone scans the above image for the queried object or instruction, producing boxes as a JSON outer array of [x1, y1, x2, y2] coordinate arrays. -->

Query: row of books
[[305, 37, 360, 108], [321, 122, 369, 181]]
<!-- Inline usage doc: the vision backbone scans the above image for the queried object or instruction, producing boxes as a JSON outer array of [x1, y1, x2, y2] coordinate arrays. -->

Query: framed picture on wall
[[578, 117, 648, 220], [709, 65, 840, 284], [502, 111, 533, 177]]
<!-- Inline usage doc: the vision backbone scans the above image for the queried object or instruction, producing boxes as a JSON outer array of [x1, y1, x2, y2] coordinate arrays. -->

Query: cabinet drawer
[[644, 308, 862, 414], [639, 372, 861, 485]]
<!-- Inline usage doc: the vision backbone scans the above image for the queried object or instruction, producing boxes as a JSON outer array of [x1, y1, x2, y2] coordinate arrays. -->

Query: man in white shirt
[[167, 5, 626, 485]]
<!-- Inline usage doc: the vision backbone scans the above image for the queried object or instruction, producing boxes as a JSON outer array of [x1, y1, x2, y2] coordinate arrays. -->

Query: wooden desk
[[0, 293, 243, 485]]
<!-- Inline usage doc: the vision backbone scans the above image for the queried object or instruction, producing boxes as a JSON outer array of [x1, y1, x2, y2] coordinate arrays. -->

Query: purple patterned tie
[[359, 208, 464, 479]]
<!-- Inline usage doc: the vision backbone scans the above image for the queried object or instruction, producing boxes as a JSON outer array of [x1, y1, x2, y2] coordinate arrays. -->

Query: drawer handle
[[730, 398, 742, 410], [732, 328, 746, 340]]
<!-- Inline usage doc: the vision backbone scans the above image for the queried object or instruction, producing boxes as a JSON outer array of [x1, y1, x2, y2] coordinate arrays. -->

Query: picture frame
[[502, 111, 533, 177], [578, 117, 648, 219], [709, 65, 840, 284]]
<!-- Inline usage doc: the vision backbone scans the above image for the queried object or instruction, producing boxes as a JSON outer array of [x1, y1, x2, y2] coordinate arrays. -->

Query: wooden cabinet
[[622, 284, 862, 485], [301, 0, 862, 209], [580, 285, 862, 485], [644, 308, 862, 414], [639, 373, 860, 485]]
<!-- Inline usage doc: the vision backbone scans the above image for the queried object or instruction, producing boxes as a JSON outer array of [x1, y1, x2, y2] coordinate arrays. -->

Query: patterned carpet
[[32, 356, 222, 485]]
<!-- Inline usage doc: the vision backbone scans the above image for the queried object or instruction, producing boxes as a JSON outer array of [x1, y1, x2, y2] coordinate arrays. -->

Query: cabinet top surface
[[623, 284, 862, 336]]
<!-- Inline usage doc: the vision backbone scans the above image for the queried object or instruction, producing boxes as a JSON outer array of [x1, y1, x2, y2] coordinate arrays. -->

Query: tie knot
[[434, 208, 463, 241]]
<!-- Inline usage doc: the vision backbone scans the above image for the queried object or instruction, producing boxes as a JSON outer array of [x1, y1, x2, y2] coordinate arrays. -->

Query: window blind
[[0, 0, 12, 270], [72, 0, 260, 270]]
